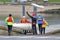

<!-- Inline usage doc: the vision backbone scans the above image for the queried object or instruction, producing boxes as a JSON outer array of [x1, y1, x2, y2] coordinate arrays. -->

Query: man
[[5, 14, 14, 36], [36, 14, 44, 34], [26, 12, 37, 35]]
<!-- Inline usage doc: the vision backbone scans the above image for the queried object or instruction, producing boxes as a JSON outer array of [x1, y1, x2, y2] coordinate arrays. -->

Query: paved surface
[[0, 36, 60, 40]]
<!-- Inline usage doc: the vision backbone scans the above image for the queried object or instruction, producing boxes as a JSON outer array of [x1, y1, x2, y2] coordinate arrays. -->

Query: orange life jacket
[[21, 18, 27, 23], [7, 17, 12, 22]]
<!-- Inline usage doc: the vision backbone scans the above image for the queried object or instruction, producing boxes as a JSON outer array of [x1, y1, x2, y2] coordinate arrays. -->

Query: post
[[3, 0, 6, 4], [20, 0, 27, 16], [22, 5, 25, 16], [33, 6, 37, 16], [33, 2, 37, 16], [11, 0, 15, 4], [17, 0, 20, 3]]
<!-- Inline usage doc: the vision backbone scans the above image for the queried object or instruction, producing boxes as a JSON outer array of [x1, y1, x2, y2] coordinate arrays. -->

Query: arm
[[26, 12, 33, 18], [12, 17, 14, 23]]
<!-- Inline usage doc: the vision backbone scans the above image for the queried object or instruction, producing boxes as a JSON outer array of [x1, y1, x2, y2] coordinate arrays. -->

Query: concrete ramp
[[45, 24, 60, 33]]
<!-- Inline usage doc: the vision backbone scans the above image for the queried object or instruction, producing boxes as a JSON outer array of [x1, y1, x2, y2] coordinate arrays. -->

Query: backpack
[[7, 17, 12, 22], [42, 21, 46, 25]]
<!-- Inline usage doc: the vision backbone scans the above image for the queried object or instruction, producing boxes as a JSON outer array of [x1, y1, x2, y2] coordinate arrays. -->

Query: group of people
[[26, 12, 48, 35], [5, 12, 48, 36]]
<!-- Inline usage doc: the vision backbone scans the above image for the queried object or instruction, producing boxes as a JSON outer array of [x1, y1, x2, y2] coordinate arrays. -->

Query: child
[[42, 20, 48, 34]]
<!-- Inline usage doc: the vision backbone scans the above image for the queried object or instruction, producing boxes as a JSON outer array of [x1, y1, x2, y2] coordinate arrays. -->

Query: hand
[[26, 11, 28, 14]]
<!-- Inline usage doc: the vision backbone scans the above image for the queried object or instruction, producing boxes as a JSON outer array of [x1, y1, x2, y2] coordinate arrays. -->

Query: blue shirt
[[36, 16, 44, 24]]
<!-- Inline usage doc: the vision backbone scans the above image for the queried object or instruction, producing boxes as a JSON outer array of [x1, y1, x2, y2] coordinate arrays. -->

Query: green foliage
[[0, 0, 11, 2], [32, 0, 60, 2], [48, 0, 60, 2], [0, 0, 60, 2]]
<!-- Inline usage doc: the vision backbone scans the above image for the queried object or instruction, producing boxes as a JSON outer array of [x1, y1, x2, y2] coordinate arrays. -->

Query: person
[[20, 16, 30, 23], [5, 14, 14, 36], [26, 12, 37, 35], [42, 20, 48, 34], [36, 14, 44, 35], [20, 16, 30, 35]]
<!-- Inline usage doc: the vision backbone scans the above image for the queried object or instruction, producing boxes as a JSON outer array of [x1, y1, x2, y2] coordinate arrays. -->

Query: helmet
[[32, 13, 35, 16]]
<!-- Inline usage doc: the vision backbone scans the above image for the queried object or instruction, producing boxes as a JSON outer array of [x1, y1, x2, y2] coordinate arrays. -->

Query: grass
[[48, 0, 60, 2], [32, 0, 60, 2], [0, 0, 11, 2]]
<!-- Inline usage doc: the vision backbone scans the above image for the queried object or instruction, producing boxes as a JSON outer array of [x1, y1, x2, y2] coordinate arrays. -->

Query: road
[[0, 36, 60, 40]]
